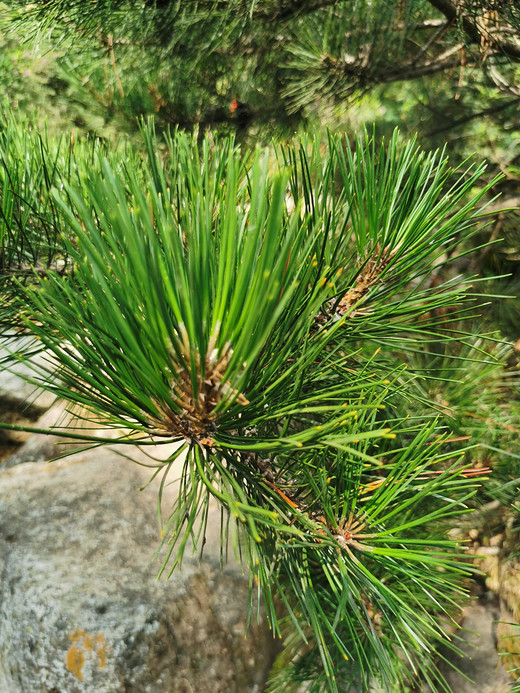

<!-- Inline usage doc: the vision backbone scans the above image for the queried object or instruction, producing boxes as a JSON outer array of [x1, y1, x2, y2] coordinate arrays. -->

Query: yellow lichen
[[66, 645, 85, 681], [96, 633, 108, 669], [69, 628, 84, 643], [66, 629, 109, 678], [83, 633, 95, 653]]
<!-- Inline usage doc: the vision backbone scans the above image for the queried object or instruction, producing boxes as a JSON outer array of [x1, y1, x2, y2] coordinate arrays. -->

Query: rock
[[0, 401, 86, 469], [0, 449, 279, 692], [478, 529, 520, 683], [421, 595, 512, 693], [498, 558, 520, 620], [0, 337, 56, 458], [490, 558, 520, 683], [0, 336, 56, 417], [496, 609, 520, 683]]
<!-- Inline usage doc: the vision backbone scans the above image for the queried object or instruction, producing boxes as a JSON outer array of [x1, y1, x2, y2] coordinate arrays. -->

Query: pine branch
[[255, 0, 342, 21], [379, 54, 465, 82], [426, 96, 518, 135], [427, 0, 482, 43], [0, 114, 508, 692], [427, 0, 520, 59]]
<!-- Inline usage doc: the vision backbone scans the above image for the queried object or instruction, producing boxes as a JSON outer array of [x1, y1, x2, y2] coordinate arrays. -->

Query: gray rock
[[1, 401, 82, 469], [421, 595, 512, 693], [0, 337, 56, 417], [0, 337, 57, 463], [0, 450, 279, 692]]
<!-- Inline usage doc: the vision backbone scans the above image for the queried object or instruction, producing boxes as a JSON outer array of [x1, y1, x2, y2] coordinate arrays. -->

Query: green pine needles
[[0, 107, 110, 331], [0, 121, 506, 691]]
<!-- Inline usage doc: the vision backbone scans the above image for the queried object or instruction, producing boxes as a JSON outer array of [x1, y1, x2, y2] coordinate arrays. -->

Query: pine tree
[[7, 1, 520, 137], [1, 116, 513, 691], [2, 1, 520, 690]]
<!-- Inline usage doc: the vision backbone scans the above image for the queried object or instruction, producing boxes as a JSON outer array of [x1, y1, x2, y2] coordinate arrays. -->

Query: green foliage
[[390, 337, 520, 510], [0, 106, 115, 331], [0, 1, 519, 690], [0, 118, 510, 690], [0, 4, 85, 132], [7, 0, 520, 150]]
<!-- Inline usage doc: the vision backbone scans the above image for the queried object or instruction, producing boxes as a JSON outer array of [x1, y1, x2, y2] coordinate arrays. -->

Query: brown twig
[[107, 34, 125, 99]]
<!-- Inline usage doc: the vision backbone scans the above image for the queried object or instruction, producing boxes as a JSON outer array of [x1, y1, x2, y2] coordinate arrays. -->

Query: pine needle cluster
[[1, 115, 515, 691]]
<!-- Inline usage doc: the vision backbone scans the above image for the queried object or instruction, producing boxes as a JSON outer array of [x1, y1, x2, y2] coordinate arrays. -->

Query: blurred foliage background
[[1, 2, 519, 153]]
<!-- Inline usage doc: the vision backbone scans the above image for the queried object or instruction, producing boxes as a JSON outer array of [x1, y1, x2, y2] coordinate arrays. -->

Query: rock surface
[[0, 337, 57, 460], [0, 401, 74, 469], [421, 594, 514, 693], [0, 357, 518, 693], [0, 449, 278, 693], [0, 337, 56, 416]]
